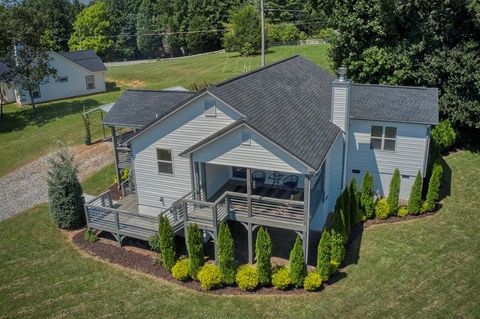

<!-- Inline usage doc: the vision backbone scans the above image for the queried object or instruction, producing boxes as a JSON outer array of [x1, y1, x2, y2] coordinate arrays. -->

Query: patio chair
[[282, 175, 298, 193], [252, 171, 266, 188]]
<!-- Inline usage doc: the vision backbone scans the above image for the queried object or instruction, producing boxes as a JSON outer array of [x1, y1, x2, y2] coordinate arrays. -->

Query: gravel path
[[0, 142, 114, 221]]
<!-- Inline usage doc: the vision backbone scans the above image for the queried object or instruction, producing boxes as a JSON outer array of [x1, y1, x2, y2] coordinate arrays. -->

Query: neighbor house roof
[[102, 89, 196, 128], [57, 50, 107, 72], [351, 84, 439, 125]]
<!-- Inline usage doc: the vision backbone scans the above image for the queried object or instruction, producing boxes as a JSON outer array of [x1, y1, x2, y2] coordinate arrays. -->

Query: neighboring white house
[[0, 61, 16, 103], [1, 50, 106, 105], [99, 55, 438, 261]]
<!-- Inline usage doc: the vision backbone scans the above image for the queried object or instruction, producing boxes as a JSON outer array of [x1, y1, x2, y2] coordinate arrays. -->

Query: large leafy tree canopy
[[330, 0, 480, 129]]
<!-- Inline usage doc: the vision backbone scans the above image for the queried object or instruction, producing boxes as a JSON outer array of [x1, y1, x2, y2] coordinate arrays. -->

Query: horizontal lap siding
[[131, 97, 241, 216], [332, 86, 348, 131]]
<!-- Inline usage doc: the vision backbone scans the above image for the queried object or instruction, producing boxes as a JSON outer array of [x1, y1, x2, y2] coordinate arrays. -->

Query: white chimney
[[331, 66, 351, 132]]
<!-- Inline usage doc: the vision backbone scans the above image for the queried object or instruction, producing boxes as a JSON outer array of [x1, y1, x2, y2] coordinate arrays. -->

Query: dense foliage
[[235, 265, 259, 291], [223, 5, 261, 56], [271, 266, 292, 290], [255, 226, 272, 286], [289, 236, 306, 288], [84, 228, 98, 243], [425, 163, 443, 211], [350, 177, 363, 225], [387, 168, 401, 214], [361, 171, 375, 219], [375, 198, 389, 220], [198, 263, 222, 290], [407, 171, 423, 215], [172, 258, 189, 281], [341, 187, 351, 236], [186, 223, 204, 280], [159, 214, 177, 272], [331, 197, 347, 241], [431, 120, 457, 151], [329, 229, 345, 269], [303, 272, 322, 291], [316, 230, 331, 280], [217, 223, 236, 285]]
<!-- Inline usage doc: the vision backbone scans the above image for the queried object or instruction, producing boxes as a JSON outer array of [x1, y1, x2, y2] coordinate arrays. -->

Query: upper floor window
[[156, 148, 173, 175], [204, 98, 216, 117], [59, 76, 68, 83], [85, 75, 95, 90], [370, 125, 397, 151]]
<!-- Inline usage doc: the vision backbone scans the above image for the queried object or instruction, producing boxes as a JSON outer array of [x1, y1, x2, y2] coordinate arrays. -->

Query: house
[[88, 55, 438, 263], [2, 49, 106, 105], [0, 61, 16, 103]]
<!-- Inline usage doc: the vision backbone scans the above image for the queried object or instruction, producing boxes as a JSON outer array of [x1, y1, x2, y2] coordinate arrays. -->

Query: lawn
[[1, 150, 478, 318], [81, 162, 116, 196], [0, 44, 330, 177]]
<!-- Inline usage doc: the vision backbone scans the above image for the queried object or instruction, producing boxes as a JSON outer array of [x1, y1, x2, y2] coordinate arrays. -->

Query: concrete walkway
[[0, 142, 114, 221]]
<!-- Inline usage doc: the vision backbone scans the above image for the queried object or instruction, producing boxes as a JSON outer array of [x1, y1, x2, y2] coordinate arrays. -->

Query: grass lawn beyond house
[[0, 44, 330, 178], [0, 150, 479, 318]]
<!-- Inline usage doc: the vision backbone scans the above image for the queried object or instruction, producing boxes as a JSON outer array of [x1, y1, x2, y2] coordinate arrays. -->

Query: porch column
[[303, 175, 311, 264], [111, 126, 122, 190], [246, 168, 253, 264], [200, 162, 207, 200], [189, 154, 195, 199]]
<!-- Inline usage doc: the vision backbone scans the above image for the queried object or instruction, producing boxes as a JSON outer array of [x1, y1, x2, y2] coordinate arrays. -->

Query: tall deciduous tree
[[136, 0, 161, 57], [223, 5, 261, 56]]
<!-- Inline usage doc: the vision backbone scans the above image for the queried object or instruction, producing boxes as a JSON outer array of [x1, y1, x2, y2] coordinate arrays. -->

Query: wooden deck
[[209, 180, 304, 202]]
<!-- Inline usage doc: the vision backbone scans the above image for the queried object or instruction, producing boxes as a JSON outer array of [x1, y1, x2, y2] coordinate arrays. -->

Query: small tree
[[341, 187, 351, 236], [407, 171, 423, 215], [387, 168, 401, 214], [330, 229, 345, 268], [425, 163, 443, 211], [223, 5, 261, 56], [349, 177, 362, 225], [187, 223, 204, 280], [331, 196, 347, 242], [255, 226, 272, 286], [289, 236, 306, 288], [361, 171, 375, 219], [159, 214, 177, 272], [431, 120, 456, 152], [218, 223, 236, 285], [316, 230, 331, 280], [47, 148, 85, 229]]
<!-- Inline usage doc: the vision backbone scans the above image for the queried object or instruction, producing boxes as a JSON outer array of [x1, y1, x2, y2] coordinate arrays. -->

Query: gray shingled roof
[[351, 84, 439, 124], [57, 50, 106, 72], [103, 89, 196, 127]]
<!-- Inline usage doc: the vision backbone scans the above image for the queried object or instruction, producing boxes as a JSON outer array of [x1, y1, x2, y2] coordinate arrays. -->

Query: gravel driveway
[[0, 142, 114, 221]]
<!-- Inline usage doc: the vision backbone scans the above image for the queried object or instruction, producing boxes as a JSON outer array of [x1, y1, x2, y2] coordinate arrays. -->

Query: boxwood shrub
[[236, 265, 259, 291], [397, 206, 408, 218], [172, 258, 189, 281], [197, 263, 222, 290], [271, 266, 292, 290], [375, 198, 390, 219], [303, 272, 322, 291]]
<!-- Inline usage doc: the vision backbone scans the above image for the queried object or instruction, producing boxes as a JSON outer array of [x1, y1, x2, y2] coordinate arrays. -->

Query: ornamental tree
[[349, 177, 362, 225], [330, 229, 345, 269], [341, 187, 351, 236], [387, 168, 401, 214], [218, 223, 236, 285], [289, 236, 306, 288], [407, 171, 423, 215], [159, 214, 177, 272], [255, 226, 272, 286], [187, 223, 204, 280], [316, 230, 331, 280], [361, 171, 375, 219], [425, 163, 443, 211]]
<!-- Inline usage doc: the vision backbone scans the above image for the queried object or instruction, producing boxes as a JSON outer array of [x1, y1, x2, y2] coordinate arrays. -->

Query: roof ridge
[[125, 88, 195, 93], [352, 82, 435, 91], [212, 55, 301, 88]]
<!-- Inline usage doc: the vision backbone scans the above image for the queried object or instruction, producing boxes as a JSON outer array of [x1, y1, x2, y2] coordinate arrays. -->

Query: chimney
[[331, 66, 351, 132]]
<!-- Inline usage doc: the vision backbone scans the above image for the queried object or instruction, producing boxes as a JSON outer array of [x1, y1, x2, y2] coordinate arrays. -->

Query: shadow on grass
[[343, 223, 364, 267], [438, 157, 452, 201]]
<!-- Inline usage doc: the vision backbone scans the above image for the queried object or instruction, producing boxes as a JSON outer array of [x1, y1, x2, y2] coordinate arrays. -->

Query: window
[[242, 132, 251, 145], [85, 75, 95, 90], [370, 125, 397, 151], [156, 148, 173, 175], [59, 76, 68, 83], [32, 85, 41, 99], [204, 98, 216, 117], [232, 167, 246, 179]]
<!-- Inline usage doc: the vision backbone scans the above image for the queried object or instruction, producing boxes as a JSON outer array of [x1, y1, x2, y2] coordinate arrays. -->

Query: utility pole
[[260, 0, 266, 66]]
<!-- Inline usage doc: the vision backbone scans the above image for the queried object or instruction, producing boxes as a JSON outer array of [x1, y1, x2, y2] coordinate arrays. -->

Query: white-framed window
[[85, 75, 95, 90], [156, 148, 174, 175], [204, 98, 216, 117], [242, 132, 251, 145], [370, 125, 397, 151], [59, 76, 68, 83], [31, 85, 41, 99]]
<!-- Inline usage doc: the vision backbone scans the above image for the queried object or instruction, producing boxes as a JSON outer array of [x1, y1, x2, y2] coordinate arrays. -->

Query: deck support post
[[111, 126, 122, 191], [247, 222, 253, 264], [303, 175, 311, 264], [212, 205, 218, 264], [189, 155, 196, 200], [114, 211, 122, 247], [246, 168, 253, 264], [183, 201, 189, 243]]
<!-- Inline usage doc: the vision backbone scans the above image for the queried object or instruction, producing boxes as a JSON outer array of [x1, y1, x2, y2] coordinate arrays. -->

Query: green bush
[[349, 177, 363, 225], [304, 272, 322, 291], [407, 171, 423, 215], [47, 149, 85, 229], [267, 22, 301, 42], [255, 226, 272, 286], [420, 200, 429, 213], [330, 230, 345, 268], [375, 198, 390, 219], [289, 236, 307, 288], [425, 163, 443, 211], [218, 223, 236, 285], [159, 214, 177, 272], [271, 266, 292, 290], [84, 228, 98, 243], [397, 206, 408, 217], [387, 169, 401, 214], [342, 188, 351, 236], [172, 258, 189, 281], [148, 234, 160, 252], [187, 224, 204, 280], [222, 5, 261, 56], [361, 171, 375, 219], [431, 120, 456, 151], [317, 28, 335, 43], [332, 196, 347, 241], [316, 230, 331, 281], [236, 265, 259, 291], [197, 263, 222, 290]]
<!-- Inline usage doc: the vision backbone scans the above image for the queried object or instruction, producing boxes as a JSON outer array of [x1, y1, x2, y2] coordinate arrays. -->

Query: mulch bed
[[72, 230, 323, 295], [363, 210, 438, 228]]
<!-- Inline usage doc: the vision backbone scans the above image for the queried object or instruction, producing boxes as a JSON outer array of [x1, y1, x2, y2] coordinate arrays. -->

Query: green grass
[[0, 44, 330, 177], [81, 162, 116, 195], [1, 150, 479, 318]]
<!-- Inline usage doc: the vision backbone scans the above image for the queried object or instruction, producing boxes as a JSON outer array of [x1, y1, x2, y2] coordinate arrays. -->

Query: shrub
[[332, 196, 347, 241], [425, 163, 443, 211], [375, 198, 390, 219], [349, 177, 363, 225], [47, 149, 85, 229], [361, 171, 375, 219], [159, 214, 177, 272], [330, 230, 345, 268], [387, 169, 401, 214], [198, 263, 222, 290], [271, 266, 292, 290], [187, 224, 204, 280], [172, 259, 189, 281], [289, 236, 306, 288], [84, 228, 98, 243], [148, 234, 160, 252], [407, 171, 423, 215], [255, 226, 272, 286], [397, 206, 408, 217], [317, 28, 336, 43], [218, 223, 236, 285], [267, 22, 301, 42], [236, 265, 259, 291], [431, 120, 456, 151], [316, 230, 331, 280], [341, 188, 351, 236], [304, 272, 322, 291], [420, 200, 429, 213]]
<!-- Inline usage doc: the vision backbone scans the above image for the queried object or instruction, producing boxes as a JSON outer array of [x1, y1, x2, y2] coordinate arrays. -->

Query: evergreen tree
[[187, 223, 204, 280], [255, 227, 272, 286], [425, 164, 443, 211], [331, 196, 347, 242], [136, 0, 161, 57], [407, 171, 423, 215], [159, 214, 177, 272], [342, 187, 351, 236], [289, 236, 307, 288], [349, 177, 362, 225], [387, 168, 401, 214], [47, 149, 85, 229], [223, 5, 261, 56], [218, 223, 236, 285], [330, 229, 345, 268], [316, 229, 331, 280], [361, 171, 375, 219]]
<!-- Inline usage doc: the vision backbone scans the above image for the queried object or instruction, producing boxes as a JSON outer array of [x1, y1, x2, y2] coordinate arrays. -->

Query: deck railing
[[117, 146, 131, 168]]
